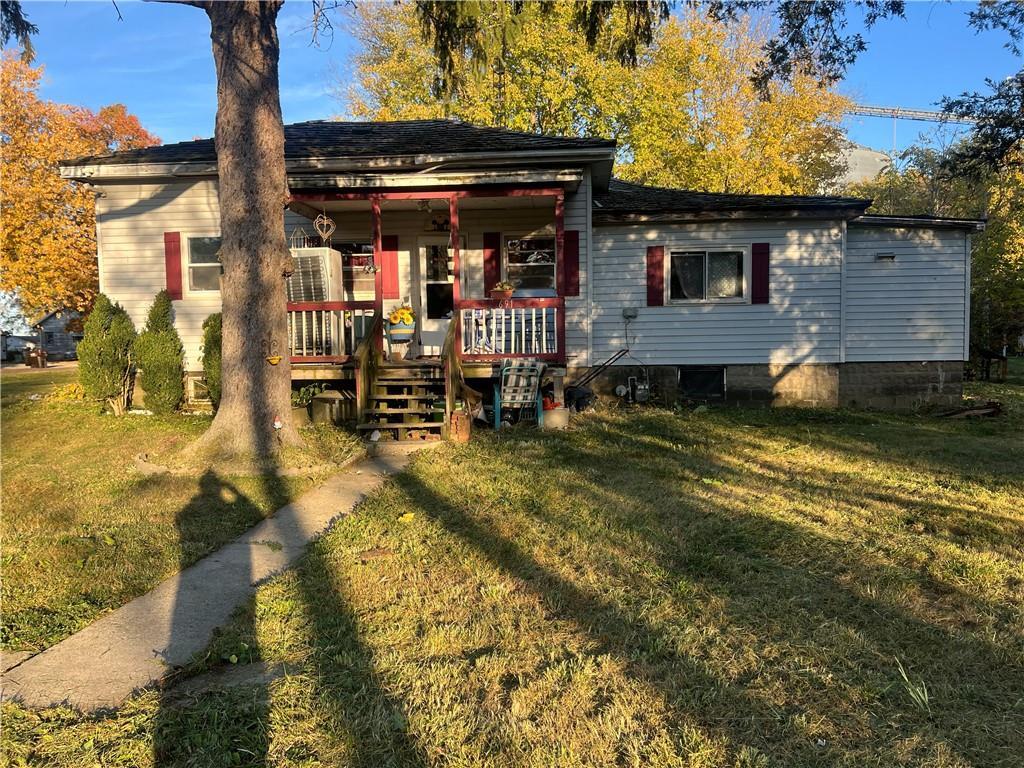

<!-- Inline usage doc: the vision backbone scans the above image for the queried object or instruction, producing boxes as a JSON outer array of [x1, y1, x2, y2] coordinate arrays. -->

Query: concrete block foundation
[[838, 361, 963, 411], [580, 361, 963, 411]]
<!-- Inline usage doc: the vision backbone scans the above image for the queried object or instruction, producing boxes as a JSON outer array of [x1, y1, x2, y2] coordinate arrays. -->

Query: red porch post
[[371, 195, 384, 354], [449, 194, 461, 356], [555, 191, 565, 297]]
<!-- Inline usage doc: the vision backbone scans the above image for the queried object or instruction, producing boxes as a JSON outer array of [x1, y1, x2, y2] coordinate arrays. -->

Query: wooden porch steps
[[362, 361, 446, 443]]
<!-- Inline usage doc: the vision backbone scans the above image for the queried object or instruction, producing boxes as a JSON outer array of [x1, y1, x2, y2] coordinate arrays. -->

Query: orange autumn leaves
[[1, 54, 159, 317]]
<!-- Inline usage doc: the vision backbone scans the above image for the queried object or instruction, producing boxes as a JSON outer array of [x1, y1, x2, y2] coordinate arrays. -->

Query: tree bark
[[191, 0, 301, 460]]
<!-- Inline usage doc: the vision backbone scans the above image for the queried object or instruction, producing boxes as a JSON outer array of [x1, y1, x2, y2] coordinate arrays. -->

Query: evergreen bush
[[134, 291, 184, 414], [78, 294, 137, 415], [201, 313, 223, 409]]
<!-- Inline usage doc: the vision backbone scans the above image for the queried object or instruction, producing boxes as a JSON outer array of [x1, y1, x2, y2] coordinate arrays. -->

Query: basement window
[[669, 249, 747, 303], [678, 366, 726, 401]]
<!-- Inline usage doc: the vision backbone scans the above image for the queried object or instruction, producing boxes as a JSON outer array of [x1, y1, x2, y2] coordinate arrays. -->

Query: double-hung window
[[505, 237, 556, 295], [669, 249, 747, 302], [186, 236, 222, 293], [335, 241, 375, 297]]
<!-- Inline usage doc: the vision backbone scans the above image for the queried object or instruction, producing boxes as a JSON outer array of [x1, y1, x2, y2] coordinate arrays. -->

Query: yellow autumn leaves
[[347, 2, 850, 196]]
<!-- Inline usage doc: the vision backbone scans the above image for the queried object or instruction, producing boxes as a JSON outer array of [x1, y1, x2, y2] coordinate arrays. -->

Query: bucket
[[388, 320, 415, 343], [541, 406, 569, 430]]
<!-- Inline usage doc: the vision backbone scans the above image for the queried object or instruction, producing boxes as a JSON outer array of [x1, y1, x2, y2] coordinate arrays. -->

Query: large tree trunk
[[191, 0, 301, 461]]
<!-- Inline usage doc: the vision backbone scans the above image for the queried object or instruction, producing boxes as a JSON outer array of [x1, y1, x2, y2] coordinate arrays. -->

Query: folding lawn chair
[[493, 360, 545, 428]]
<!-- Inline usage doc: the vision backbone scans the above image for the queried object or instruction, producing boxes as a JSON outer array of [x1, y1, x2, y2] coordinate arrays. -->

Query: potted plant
[[290, 383, 325, 425], [385, 303, 415, 348], [490, 280, 515, 301]]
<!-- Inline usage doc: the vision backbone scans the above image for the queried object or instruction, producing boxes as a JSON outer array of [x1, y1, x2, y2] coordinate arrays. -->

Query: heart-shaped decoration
[[314, 212, 336, 242]]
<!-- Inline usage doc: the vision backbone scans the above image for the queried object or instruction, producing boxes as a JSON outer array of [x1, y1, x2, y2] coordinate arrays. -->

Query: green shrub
[[134, 291, 184, 415], [201, 313, 223, 410], [78, 294, 137, 415]]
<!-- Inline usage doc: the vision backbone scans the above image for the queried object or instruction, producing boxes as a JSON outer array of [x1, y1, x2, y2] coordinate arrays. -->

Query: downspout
[[585, 167, 594, 369], [839, 219, 847, 364]]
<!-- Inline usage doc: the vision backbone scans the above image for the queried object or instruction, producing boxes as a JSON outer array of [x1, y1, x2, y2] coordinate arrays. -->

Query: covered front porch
[[283, 185, 572, 373]]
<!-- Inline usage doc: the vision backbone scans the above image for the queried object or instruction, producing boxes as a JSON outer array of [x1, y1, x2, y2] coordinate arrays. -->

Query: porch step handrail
[[353, 312, 384, 423]]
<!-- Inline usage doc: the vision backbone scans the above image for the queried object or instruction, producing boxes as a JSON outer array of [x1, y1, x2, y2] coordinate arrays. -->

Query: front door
[[416, 236, 464, 355]]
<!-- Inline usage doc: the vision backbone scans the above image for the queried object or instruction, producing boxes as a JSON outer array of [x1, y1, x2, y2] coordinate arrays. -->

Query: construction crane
[[846, 104, 976, 153], [847, 104, 976, 123]]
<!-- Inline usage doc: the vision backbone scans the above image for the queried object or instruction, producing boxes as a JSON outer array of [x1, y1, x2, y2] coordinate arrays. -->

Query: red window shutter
[[483, 232, 502, 294], [751, 242, 770, 304], [381, 234, 400, 300], [563, 230, 580, 297], [646, 245, 664, 306], [164, 232, 183, 300]]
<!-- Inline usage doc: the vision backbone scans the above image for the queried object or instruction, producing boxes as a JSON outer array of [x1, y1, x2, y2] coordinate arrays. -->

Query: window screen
[[708, 251, 743, 298]]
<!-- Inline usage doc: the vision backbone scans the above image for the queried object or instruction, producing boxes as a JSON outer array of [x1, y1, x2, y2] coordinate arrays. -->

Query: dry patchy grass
[[0, 369, 361, 652], [3, 362, 1022, 767]]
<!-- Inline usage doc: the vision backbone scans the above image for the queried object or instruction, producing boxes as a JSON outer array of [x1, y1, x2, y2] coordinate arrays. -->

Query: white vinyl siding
[[844, 225, 969, 361], [592, 220, 845, 364], [88, 174, 592, 370], [95, 179, 310, 370]]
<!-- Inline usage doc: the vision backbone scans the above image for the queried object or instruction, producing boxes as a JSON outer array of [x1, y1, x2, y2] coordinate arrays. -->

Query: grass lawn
[[3, 362, 1023, 767], [0, 368, 361, 653]]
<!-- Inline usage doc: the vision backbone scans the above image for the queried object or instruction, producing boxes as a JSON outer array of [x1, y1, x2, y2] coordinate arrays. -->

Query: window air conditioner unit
[[287, 247, 344, 303]]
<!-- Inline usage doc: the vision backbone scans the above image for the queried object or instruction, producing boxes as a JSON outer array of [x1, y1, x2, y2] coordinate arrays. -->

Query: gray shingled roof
[[63, 119, 617, 167], [594, 179, 870, 216]]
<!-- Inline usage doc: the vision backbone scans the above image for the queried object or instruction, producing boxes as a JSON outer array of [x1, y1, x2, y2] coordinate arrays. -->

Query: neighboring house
[[32, 309, 84, 361], [1, 332, 35, 362], [60, 119, 981, 422]]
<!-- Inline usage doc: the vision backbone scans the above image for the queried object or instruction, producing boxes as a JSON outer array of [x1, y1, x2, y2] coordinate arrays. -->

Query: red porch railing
[[287, 301, 376, 363], [457, 297, 565, 363]]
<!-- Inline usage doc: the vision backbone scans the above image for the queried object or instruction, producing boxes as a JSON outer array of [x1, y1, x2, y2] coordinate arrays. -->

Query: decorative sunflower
[[388, 303, 416, 325]]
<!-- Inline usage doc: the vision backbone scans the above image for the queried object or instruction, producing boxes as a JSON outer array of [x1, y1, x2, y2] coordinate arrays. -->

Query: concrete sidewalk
[[1, 453, 408, 712]]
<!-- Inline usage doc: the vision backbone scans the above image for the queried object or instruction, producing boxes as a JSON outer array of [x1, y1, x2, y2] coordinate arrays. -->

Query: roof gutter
[[851, 214, 986, 232], [59, 147, 616, 182], [593, 205, 870, 225]]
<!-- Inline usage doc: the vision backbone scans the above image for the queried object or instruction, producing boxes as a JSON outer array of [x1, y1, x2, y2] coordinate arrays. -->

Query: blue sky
[[18, 0, 1022, 153]]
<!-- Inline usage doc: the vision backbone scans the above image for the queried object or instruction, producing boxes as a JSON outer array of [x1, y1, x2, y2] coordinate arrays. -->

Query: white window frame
[[666, 245, 751, 305], [503, 232, 558, 297], [183, 234, 222, 297]]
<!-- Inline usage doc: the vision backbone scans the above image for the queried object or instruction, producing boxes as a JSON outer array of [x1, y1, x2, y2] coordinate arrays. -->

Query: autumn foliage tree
[[347, 2, 850, 195], [0, 54, 158, 318]]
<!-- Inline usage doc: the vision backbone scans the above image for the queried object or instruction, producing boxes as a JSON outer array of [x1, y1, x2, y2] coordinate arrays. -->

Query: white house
[[61, 119, 981, 426]]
